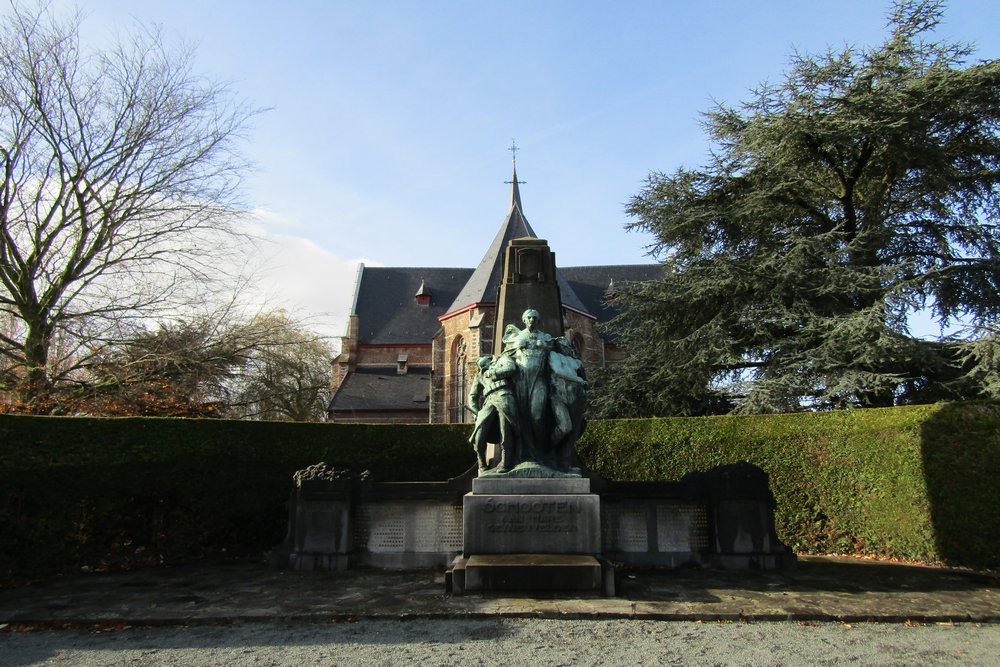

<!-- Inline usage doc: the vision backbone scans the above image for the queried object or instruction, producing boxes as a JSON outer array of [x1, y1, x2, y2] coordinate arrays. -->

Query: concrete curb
[[4, 610, 999, 631]]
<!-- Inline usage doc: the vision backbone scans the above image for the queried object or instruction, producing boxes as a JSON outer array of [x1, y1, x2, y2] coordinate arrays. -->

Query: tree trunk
[[19, 319, 54, 403]]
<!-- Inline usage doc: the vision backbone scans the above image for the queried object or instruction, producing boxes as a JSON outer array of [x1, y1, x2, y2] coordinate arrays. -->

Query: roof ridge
[[562, 262, 661, 269], [363, 265, 472, 271]]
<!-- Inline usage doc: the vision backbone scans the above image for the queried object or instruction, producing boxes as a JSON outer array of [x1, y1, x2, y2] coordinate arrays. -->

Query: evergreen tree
[[594, 1, 1000, 416]]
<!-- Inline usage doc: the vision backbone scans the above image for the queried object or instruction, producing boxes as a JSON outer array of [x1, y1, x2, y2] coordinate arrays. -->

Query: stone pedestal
[[451, 477, 613, 595], [268, 480, 352, 572]]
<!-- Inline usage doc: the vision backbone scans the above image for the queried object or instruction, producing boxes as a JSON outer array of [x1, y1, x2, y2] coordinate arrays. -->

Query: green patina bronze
[[468, 308, 587, 478]]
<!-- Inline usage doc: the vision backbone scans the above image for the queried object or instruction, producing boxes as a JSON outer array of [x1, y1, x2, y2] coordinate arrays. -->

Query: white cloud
[[248, 207, 303, 230], [236, 209, 380, 346]]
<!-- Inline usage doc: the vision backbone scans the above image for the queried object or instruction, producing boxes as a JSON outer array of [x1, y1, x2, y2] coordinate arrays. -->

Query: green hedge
[[1, 401, 997, 584], [578, 401, 1000, 570], [0, 416, 473, 584]]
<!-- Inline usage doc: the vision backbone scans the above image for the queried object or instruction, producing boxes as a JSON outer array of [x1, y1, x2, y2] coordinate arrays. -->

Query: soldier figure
[[467, 354, 518, 473]]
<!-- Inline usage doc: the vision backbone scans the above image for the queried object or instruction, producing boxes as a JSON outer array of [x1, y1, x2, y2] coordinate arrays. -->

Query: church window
[[451, 336, 468, 423]]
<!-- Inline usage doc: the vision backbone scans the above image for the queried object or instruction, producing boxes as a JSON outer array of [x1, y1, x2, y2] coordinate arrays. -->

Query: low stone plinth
[[457, 476, 611, 594], [451, 554, 605, 594]]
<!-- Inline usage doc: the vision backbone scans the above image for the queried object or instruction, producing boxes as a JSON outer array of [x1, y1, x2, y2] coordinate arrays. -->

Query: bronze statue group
[[467, 309, 587, 477]]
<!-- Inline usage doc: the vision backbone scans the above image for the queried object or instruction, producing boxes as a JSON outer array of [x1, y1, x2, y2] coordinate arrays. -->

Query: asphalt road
[[2, 618, 998, 666]]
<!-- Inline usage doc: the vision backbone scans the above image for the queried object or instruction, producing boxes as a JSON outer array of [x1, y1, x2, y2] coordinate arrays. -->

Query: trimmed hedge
[[578, 401, 1000, 570], [0, 416, 473, 583], [1, 401, 997, 583]]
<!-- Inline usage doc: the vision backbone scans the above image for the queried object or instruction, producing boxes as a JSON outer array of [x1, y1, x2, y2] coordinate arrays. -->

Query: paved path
[[1, 556, 998, 665], [1, 556, 997, 626], [2, 618, 999, 666]]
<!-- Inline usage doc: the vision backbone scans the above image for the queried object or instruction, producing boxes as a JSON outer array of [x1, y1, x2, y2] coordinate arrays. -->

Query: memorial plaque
[[656, 502, 709, 552], [602, 502, 648, 552], [356, 503, 463, 554]]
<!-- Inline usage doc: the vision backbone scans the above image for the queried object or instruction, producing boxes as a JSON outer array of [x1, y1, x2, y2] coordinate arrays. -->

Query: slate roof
[[562, 264, 663, 323], [349, 262, 660, 347], [445, 166, 590, 316], [346, 167, 661, 346], [353, 266, 472, 344], [328, 367, 431, 412]]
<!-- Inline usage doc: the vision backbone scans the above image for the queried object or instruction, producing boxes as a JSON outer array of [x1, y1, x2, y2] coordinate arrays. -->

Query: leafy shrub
[[2, 401, 996, 583], [578, 402, 999, 569], [0, 415, 472, 583]]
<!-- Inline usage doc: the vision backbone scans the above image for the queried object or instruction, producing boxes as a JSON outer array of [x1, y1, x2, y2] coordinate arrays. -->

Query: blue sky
[[43, 0, 1000, 338]]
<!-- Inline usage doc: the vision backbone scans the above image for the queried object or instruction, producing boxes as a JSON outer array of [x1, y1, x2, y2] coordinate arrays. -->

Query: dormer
[[415, 279, 431, 306]]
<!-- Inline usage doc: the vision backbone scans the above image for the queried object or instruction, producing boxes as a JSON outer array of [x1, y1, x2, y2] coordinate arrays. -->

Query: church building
[[327, 165, 660, 424]]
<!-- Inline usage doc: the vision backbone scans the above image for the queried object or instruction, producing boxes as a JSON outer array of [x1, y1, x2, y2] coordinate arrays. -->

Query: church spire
[[509, 164, 523, 212], [506, 139, 525, 212], [442, 146, 591, 320]]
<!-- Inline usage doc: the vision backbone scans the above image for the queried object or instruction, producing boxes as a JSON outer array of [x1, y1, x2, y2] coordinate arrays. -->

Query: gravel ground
[[2, 619, 998, 667]]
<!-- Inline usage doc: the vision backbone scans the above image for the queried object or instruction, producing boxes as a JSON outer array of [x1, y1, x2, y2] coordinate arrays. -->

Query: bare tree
[[0, 2, 257, 403], [58, 308, 333, 420], [226, 310, 334, 422]]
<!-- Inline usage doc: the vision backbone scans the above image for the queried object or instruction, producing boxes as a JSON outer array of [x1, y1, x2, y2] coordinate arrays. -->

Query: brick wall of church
[[603, 343, 627, 364], [330, 314, 361, 394], [437, 309, 480, 425], [562, 309, 603, 367], [430, 328, 446, 423], [354, 344, 432, 366]]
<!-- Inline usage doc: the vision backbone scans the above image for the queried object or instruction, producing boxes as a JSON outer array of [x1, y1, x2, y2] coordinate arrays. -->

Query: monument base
[[453, 477, 615, 595], [448, 554, 615, 595]]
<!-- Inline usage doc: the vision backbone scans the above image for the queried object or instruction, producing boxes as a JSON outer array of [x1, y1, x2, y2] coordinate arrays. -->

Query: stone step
[[451, 554, 610, 595]]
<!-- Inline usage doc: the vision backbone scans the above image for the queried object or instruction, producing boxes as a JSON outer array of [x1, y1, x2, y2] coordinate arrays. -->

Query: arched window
[[451, 336, 467, 423]]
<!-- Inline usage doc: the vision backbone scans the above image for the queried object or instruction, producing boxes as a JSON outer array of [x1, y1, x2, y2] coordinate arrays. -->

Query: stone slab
[[355, 502, 463, 556], [601, 500, 711, 567], [463, 492, 600, 554], [461, 554, 602, 593], [296, 501, 351, 554], [472, 477, 590, 495]]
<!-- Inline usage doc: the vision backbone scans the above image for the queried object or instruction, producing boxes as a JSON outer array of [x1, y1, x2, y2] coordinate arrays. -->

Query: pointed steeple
[[444, 177, 536, 315], [442, 155, 591, 319], [509, 163, 524, 213]]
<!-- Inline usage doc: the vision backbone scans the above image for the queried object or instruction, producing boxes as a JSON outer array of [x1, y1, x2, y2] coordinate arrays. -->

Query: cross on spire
[[505, 139, 525, 187], [508, 139, 519, 164]]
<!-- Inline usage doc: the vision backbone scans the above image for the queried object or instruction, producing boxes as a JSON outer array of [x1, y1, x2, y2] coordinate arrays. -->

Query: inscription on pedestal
[[464, 493, 600, 554], [483, 497, 584, 534]]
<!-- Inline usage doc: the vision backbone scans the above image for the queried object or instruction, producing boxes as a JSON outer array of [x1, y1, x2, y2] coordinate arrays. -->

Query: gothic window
[[451, 336, 467, 423]]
